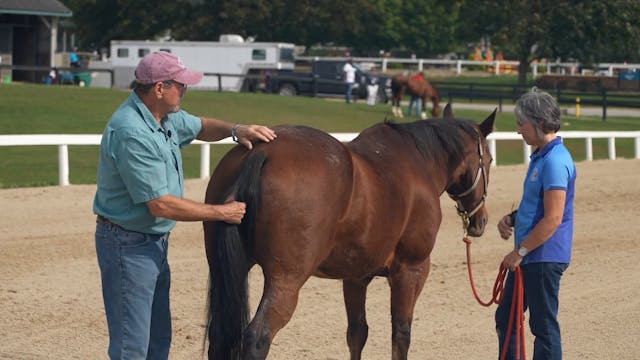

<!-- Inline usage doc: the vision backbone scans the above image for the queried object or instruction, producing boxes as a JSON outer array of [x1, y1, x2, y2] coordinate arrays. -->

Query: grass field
[[1, 83, 638, 188]]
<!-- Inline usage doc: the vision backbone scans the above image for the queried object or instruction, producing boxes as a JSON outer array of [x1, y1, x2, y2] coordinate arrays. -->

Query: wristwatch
[[517, 246, 528, 257]]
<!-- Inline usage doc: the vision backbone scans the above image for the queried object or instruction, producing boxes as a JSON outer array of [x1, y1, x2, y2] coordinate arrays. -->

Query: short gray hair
[[514, 87, 561, 134]]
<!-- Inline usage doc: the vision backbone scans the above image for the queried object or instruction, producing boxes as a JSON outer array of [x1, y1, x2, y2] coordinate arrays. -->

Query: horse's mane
[[386, 119, 478, 169]]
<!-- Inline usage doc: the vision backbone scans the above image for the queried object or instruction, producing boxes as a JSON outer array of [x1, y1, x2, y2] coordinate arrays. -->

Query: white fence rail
[[297, 56, 640, 77], [1, 131, 639, 186]]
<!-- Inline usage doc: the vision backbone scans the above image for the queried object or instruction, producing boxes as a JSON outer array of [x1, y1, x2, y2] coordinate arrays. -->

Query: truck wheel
[[278, 84, 297, 96]]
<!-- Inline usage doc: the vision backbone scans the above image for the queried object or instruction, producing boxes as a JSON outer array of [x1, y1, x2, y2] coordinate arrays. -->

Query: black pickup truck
[[265, 60, 391, 103]]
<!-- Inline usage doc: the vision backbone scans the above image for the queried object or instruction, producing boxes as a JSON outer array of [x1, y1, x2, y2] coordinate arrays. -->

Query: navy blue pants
[[495, 262, 568, 360]]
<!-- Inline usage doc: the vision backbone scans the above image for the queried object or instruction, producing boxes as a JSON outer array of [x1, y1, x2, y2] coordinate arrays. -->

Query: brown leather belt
[[96, 214, 121, 228]]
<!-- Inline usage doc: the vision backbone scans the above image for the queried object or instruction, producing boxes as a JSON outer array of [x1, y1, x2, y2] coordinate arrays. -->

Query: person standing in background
[[407, 71, 424, 116], [343, 59, 357, 104], [366, 67, 379, 106]]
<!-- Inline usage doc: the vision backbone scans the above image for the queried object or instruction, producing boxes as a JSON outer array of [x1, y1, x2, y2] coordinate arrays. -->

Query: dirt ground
[[1, 159, 639, 360]]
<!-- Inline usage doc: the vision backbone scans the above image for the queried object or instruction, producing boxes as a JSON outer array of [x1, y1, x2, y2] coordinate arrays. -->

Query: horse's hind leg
[[388, 258, 430, 360], [242, 276, 306, 360], [343, 277, 373, 360]]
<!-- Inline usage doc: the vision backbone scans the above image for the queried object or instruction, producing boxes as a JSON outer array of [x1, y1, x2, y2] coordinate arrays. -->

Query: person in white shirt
[[366, 67, 379, 106], [343, 59, 357, 103]]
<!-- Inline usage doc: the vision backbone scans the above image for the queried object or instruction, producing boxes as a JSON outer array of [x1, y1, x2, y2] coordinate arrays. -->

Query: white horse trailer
[[110, 39, 295, 90]]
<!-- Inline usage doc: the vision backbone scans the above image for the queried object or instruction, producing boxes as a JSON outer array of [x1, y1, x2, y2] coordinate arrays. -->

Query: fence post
[[601, 89, 607, 121], [585, 137, 593, 161], [608, 137, 616, 160], [523, 142, 531, 165], [635, 136, 640, 159], [312, 75, 318, 97], [456, 60, 462, 75], [58, 144, 69, 186], [217, 74, 222, 92], [488, 139, 497, 167], [200, 143, 210, 179]]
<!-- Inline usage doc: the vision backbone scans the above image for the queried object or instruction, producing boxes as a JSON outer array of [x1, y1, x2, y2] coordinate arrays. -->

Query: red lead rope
[[463, 236, 526, 360]]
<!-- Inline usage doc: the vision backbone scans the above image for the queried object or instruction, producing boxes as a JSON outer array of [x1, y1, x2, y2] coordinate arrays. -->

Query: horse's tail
[[206, 151, 266, 360]]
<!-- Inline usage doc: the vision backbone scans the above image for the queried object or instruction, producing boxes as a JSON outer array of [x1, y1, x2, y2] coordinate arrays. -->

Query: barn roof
[[0, 0, 72, 17]]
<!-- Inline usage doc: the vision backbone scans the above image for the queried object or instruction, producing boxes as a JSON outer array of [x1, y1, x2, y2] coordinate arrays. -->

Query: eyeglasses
[[162, 80, 187, 92]]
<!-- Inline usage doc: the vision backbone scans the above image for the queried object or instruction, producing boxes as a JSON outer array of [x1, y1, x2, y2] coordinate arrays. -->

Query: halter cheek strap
[[447, 137, 488, 233]]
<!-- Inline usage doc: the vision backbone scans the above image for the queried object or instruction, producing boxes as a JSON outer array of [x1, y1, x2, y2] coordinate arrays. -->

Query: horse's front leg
[[343, 277, 374, 360], [388, 257, 430, 360]]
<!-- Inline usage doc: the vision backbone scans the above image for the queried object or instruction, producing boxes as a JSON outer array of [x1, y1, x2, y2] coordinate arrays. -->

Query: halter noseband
[[447, 137, 488, 232]]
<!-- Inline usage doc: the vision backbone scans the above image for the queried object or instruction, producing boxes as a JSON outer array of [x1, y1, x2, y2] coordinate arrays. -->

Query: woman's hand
[[497, 214, 514, 240]]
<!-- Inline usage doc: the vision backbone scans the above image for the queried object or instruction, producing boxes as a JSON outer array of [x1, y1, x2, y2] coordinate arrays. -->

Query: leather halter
[[447, 137, 488, 232]]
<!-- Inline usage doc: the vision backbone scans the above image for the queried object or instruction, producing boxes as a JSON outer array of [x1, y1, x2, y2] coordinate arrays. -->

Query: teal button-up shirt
[[93, 92, 202, 234]]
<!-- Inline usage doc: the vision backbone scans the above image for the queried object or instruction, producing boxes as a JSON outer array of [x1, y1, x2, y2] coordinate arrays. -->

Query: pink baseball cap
[[134, 51, 203, 85]]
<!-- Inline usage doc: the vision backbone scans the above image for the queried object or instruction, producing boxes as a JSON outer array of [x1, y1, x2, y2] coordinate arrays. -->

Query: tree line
[[65, 0, 640, 84]]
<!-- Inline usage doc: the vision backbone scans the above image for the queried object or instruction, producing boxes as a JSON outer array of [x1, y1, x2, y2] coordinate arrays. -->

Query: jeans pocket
[[117, 229, 151, 248]]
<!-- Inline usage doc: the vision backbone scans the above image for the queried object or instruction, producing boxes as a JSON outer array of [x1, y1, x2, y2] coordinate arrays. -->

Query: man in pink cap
[[93, 51, 276, 359]]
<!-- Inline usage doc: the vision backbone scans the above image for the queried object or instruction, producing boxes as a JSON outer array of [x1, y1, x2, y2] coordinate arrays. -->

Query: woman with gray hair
[[496, 88, 576, 359]]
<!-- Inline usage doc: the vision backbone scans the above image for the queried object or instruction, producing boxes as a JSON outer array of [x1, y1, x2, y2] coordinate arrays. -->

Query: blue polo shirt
[[514, 137, 576, 265], [93, 92, 202, 234]]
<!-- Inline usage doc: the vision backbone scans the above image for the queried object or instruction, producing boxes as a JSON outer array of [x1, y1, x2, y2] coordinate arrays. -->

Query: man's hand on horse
[[236, 125, 277, 150]]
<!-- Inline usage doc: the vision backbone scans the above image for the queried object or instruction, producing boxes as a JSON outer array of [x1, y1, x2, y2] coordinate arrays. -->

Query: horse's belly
[[313, 265, 389, 280], [314, 246, 392, 279]]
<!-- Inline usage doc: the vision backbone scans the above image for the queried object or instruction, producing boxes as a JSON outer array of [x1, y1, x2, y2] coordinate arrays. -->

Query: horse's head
[[445, 104, 496, 237]]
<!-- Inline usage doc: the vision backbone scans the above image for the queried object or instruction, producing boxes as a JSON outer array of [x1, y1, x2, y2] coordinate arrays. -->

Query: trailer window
[[252, 49, 266, 61], [279, 48, 294, 62], [117, 48, 129, 58], [138, 48, 150, 58], [159, 48, 171, 53]]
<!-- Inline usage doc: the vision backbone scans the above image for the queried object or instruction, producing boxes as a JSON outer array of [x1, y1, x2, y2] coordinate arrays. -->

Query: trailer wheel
[[278, 84, 297, 96]]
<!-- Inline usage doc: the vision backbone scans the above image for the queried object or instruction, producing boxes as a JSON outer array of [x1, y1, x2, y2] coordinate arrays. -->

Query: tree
[[457, 0, 640, 87], [64, 0, 191, 50]]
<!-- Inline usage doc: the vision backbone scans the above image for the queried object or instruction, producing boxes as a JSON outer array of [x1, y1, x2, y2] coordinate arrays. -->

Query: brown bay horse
[[391, 75, 441, 119], [203, 104, 496, 360]]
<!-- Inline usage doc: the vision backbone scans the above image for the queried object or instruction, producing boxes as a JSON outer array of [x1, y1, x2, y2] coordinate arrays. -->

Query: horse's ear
[[479, 108, 497, 137], [443, 103, 454, 119]]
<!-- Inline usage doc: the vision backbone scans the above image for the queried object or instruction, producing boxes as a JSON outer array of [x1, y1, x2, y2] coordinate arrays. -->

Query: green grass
[[0, 83, 638, 188]]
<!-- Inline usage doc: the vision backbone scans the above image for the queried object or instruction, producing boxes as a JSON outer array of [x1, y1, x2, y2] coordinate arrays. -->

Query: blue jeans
[[408, 96, 422, 116], [495, 262, 568, 360], [345, 82, 356, 103], [95, 221, 172, 360]]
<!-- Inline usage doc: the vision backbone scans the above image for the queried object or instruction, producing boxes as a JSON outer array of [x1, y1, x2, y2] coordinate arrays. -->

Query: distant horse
[[203, 104, 495, 360], [391, 75, 441, 119]]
